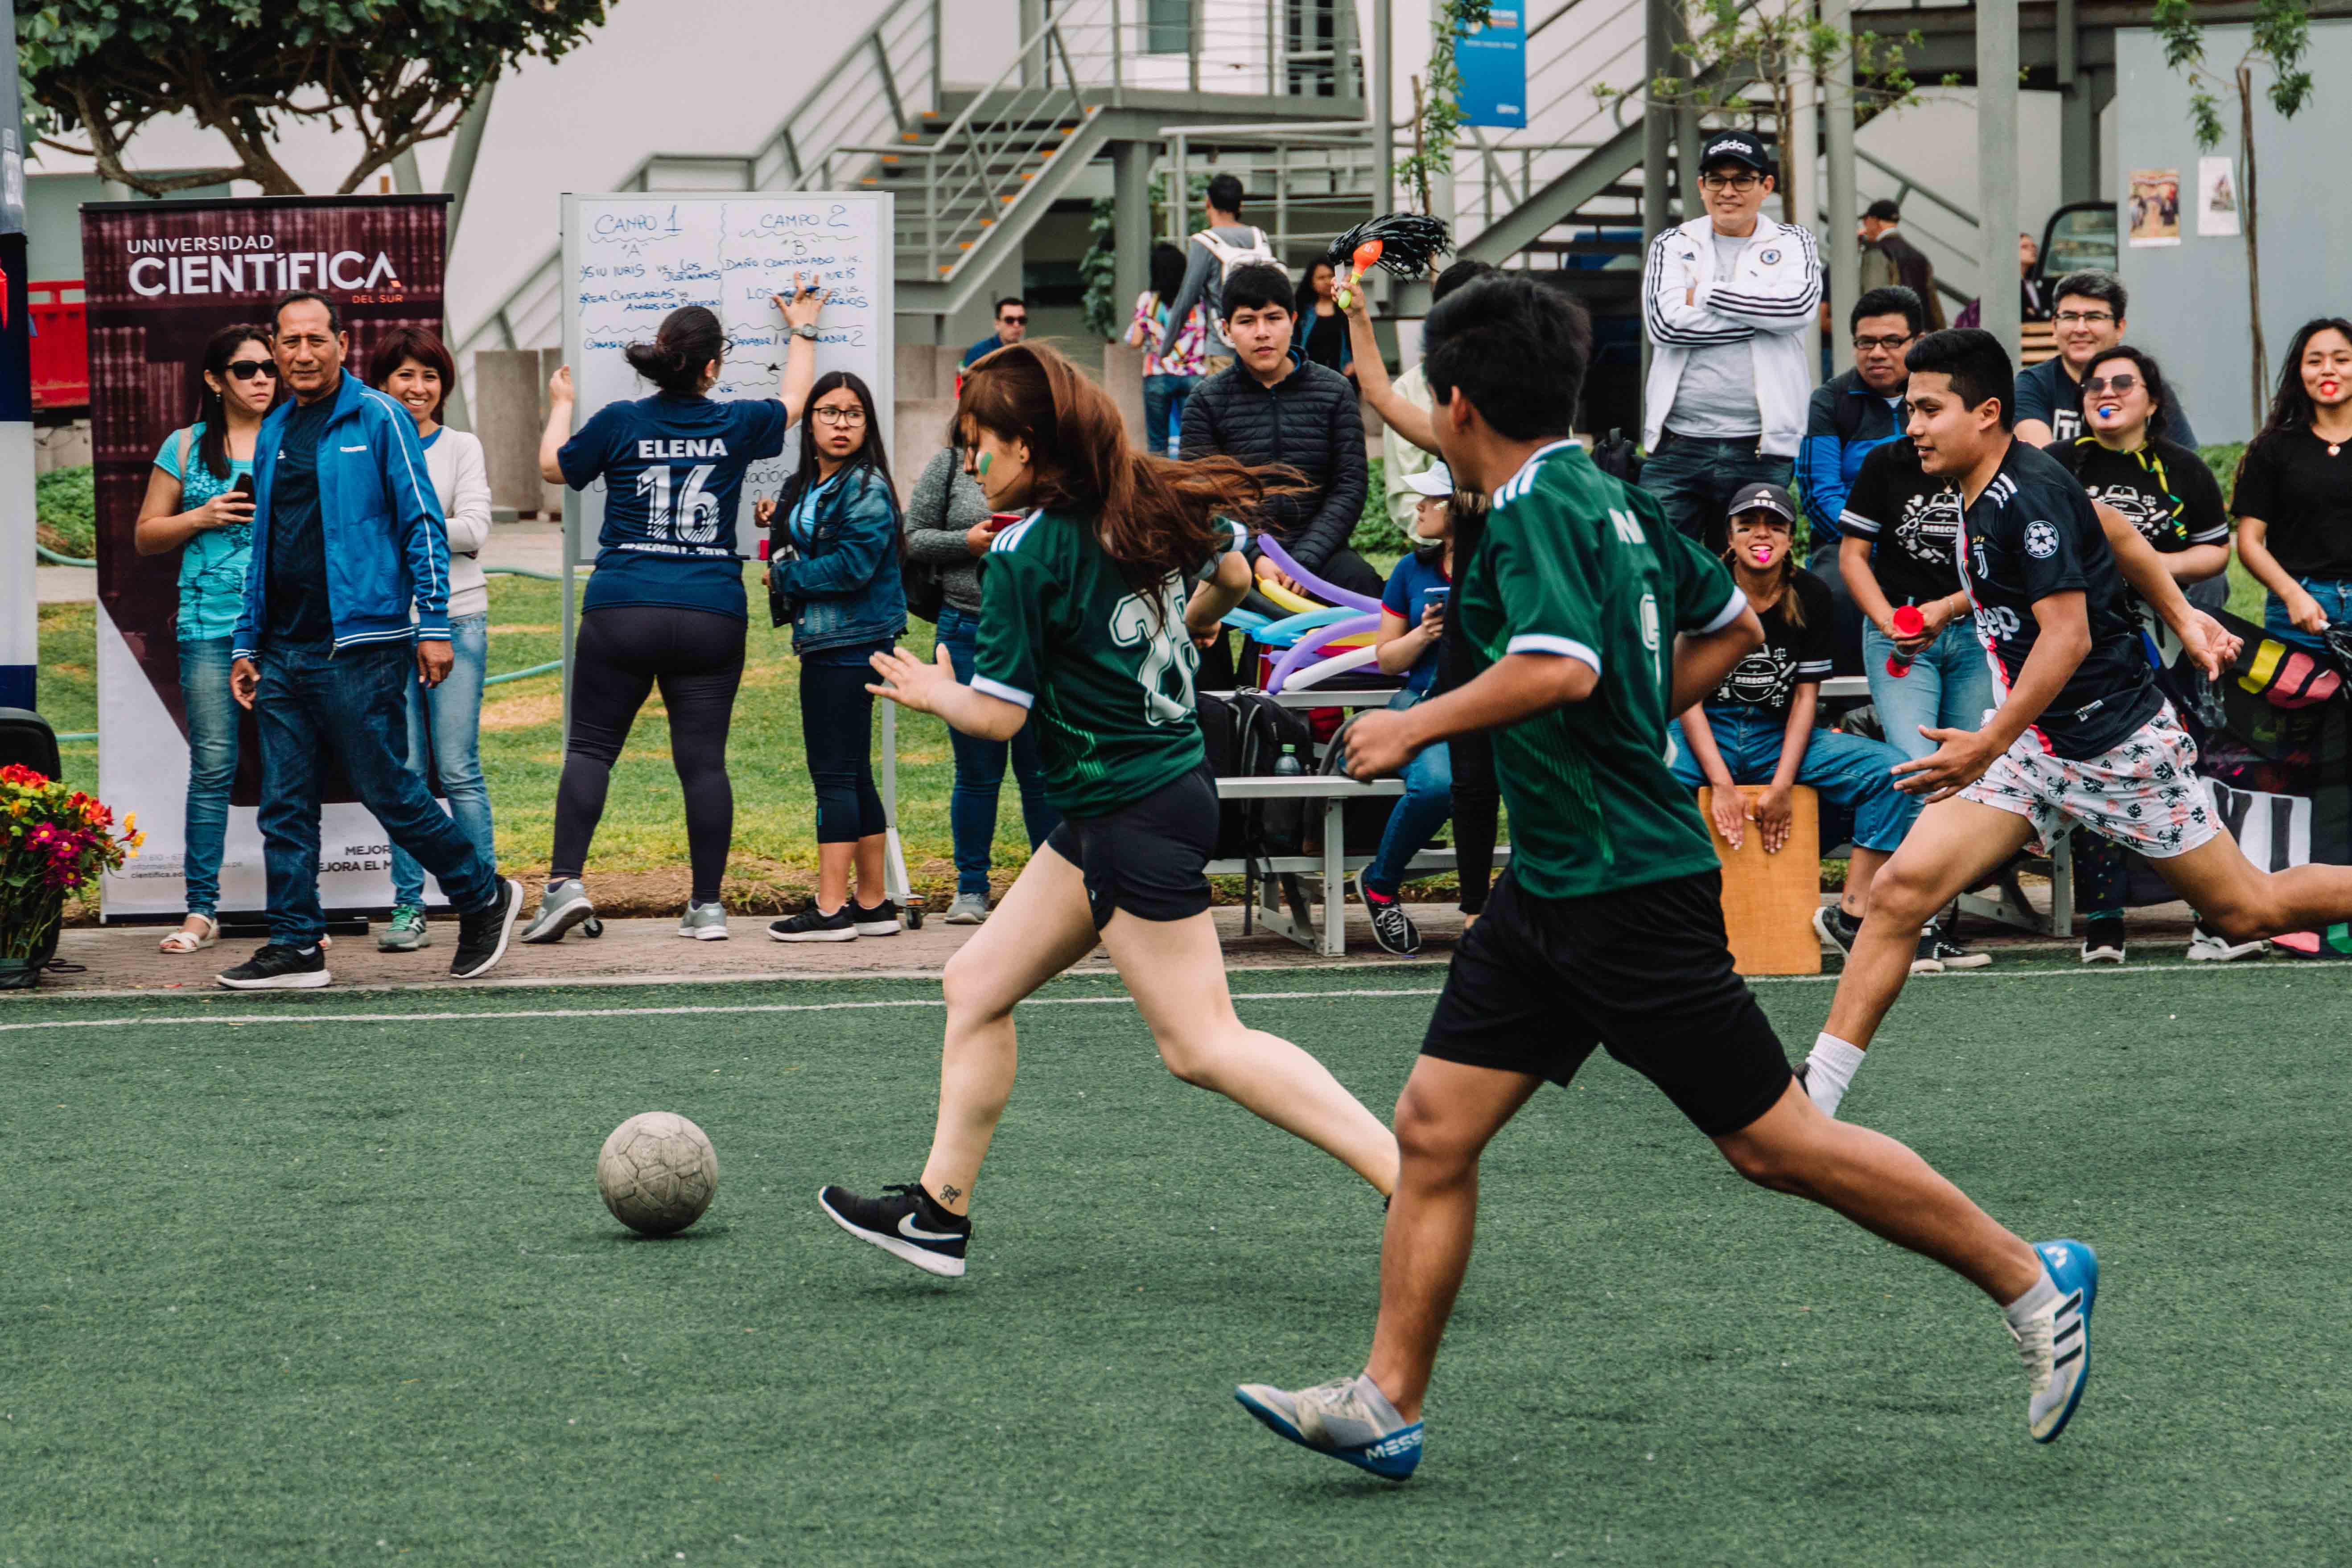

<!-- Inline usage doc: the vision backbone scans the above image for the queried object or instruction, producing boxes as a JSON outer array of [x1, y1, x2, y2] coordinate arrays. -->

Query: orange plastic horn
[[1334, 238, 1384, 310]]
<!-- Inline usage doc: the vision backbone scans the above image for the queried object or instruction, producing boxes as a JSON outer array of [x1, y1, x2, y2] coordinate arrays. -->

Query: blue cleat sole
[[1234, 1387, 1424, 1481], [2032, 1239, 2098, 1444]]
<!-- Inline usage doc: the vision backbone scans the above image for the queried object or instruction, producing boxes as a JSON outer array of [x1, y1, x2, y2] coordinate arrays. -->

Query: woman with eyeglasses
[[523, 286, 827, 944], [757, 370, 910, 942], [136, 323, 281, 954], [2049, 345, 2241, 964]]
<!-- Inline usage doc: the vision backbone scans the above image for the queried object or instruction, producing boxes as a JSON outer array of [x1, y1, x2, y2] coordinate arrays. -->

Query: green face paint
[[976, 451, 993, 477]]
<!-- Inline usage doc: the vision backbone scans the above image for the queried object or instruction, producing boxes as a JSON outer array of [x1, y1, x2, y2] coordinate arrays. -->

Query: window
[[1145, 0, 1189, 54]]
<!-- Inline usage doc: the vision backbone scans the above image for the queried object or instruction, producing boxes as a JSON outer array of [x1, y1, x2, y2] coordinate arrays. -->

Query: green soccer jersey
[[972, 509, 1241, 816], [1454, 440, 1745, 900]]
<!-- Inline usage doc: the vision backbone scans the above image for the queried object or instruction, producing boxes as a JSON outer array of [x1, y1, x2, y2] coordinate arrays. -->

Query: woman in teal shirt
[[135, 323, 279, 953]]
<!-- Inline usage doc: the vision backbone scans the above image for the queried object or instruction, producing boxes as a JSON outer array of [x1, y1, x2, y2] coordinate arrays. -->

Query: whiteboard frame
[[555, 189, 897, 742]]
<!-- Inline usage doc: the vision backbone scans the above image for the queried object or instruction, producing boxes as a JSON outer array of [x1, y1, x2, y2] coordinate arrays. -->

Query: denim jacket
[[769, 463, 908, 654]]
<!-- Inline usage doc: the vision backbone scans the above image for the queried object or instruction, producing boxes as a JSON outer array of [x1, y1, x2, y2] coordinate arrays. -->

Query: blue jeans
[[1639, 435, 1793, 544], [389, 613, 494, 909], [2264, 575, 2352, 654], [1666, 705, 1920, 853], [1861, 618, 1995, 762], [177, 636, 240, 918], [936, 604, 1058, 896], [1142, 375, 1198, 458], [254, 638, 498, 947], [1363, 729, 1452, 897]]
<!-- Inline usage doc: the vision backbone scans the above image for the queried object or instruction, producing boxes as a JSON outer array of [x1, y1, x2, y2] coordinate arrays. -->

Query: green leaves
[[18, 0, 614, 195]]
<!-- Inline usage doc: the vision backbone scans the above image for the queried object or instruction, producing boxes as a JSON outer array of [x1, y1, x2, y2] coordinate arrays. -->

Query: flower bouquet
[[1, 763, 142, 989]]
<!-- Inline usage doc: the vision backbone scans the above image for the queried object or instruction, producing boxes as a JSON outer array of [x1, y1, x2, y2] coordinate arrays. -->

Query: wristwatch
[[791, 323, 820, 341]]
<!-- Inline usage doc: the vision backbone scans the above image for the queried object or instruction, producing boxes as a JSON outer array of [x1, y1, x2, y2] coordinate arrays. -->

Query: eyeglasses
[[225, 360, 278, 381], [2083, 374, 2140, 396], [813, 406, 868, 426], [2052, 310, 2117, 325], [1853, 334, 1914, 352], [1699, 172, 1762, 192]]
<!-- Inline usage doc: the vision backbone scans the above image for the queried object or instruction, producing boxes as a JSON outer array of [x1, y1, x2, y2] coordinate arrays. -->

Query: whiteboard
[[558, 191, 894, 564]]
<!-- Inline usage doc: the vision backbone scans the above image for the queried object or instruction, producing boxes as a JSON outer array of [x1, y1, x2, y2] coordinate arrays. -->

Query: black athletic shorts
[[1420, 866, 1792, 1137], [1042, 763, 1218, 929]]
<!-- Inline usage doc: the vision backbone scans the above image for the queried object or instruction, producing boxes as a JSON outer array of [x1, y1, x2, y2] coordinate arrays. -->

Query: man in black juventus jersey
[[1802, 331, 2352, 1118]]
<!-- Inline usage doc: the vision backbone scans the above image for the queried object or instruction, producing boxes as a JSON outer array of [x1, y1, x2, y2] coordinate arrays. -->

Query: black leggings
[[553, 605, 745, 903], [801, 645, 890, 844]]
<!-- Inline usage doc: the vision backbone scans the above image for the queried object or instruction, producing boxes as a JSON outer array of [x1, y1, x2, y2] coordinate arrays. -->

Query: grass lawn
[[4, 960, 2346, 1564]]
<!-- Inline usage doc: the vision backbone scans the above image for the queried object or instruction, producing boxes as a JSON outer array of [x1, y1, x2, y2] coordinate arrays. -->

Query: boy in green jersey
[[819, 343, 1399, 1280], [1233, 277, 2098, 1479]]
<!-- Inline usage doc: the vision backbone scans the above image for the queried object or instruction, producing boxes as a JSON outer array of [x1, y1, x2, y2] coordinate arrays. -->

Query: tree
[[2155, 0, 2313, 429], [18, 0, 614, 197]]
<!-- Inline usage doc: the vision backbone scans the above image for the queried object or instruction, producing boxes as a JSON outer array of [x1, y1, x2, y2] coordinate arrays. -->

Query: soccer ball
[[596, 1112, 718, 1236]]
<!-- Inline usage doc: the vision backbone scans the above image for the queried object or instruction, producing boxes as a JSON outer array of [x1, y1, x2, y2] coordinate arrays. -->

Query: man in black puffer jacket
[[1181, 262, 1377, 601]]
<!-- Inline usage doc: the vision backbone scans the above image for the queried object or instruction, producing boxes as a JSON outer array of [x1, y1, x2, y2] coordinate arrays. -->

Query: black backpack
[[1197, 690, 1319, 928], [1590, 428, 1643, 486]]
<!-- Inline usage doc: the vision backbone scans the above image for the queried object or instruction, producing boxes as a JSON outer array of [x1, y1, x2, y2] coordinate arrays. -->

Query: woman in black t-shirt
[[2235, 318, 2352, 654], [2051, 346, 2240, 961], [2053, 346, 2231, 617], [1666, 487, 1923, 955]]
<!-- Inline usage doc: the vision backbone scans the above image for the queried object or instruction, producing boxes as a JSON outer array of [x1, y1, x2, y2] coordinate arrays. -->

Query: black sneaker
[[216, 943, 331, 990], [1932, 936, 1992, 970], [852, 898, 902, 936], [769, 901, 858, 942], [1352, 871, 1421, 955], [816, 1182, 970, 1277], [2080, 917, 2125, 965], [449, 877, 523, 979], [1812, 903, 1862, 959]]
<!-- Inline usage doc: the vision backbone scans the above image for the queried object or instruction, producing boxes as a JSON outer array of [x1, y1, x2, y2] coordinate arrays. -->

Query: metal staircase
[[453, 0, 1366, 367]]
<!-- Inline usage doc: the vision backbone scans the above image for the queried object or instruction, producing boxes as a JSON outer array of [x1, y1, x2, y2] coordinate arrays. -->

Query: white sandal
[[159, 914, 219, 953]]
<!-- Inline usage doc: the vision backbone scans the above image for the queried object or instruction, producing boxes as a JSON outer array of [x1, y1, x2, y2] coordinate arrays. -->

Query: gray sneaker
[[943, 892, 990, 925], [378, 905, 431, 951], [1233, 1374, 1425, 1481], [520, 878, 596, 944], [676, 900, 729, 941]]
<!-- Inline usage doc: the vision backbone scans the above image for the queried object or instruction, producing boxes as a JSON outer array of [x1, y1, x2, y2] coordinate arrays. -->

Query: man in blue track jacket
[[219, 292, 519, 990]]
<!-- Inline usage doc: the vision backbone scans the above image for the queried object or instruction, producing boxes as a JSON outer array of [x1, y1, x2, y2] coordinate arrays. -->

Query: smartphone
[[1421, 586, 1449, 617], [231, 473, 256, 497], [986, 511, 1022, 532]]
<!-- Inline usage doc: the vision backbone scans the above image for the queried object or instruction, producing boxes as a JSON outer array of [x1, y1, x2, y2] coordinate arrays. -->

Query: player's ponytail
[[624, 305, 727, 396], [958, 340, 1305, 594]]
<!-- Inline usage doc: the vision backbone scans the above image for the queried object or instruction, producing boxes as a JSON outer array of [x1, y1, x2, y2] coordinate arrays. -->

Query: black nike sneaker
[[851, 898, 902, 936], [817, 1182, 970, 1278]]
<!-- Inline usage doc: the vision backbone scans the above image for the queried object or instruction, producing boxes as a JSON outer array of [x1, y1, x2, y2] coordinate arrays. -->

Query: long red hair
[[959, 341, 1302, 590]]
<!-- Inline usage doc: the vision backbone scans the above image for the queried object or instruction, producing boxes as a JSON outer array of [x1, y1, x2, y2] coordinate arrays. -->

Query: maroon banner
[[85, 196, 451, 918], [84, 194, 449, 807]]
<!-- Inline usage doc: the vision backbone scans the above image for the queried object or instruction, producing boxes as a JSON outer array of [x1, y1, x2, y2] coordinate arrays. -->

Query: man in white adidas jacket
[[1641, 132, 1822, 546]]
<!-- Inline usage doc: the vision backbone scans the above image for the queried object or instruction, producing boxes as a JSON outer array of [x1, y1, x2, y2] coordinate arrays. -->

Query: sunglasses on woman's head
[[225, 360, 277, 381]]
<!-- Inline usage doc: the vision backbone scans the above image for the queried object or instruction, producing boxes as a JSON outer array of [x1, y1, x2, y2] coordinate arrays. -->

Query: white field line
[[0, 961, 2290, 1034]]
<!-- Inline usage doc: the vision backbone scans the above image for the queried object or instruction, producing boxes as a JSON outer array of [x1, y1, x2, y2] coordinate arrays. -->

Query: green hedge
[[36, 465, 95, 557]]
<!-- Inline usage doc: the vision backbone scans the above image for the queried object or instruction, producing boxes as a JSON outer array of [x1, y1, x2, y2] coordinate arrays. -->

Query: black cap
[[1726, 482, 1797, 524], [1865, 198, 1902, 222], [1699, 131, 1774, 180]]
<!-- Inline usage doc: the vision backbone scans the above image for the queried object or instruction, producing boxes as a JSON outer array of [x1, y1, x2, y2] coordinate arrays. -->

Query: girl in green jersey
[[819, 342, 1398, 1277]]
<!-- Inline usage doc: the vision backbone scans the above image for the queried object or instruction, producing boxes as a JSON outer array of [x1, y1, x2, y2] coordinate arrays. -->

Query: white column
[[1822, 0, 1858, 342], [1976, 0, 2022, 354]]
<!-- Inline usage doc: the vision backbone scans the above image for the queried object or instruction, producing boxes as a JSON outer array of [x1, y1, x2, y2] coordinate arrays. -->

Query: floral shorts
[[1962, 704, 2218, 860]]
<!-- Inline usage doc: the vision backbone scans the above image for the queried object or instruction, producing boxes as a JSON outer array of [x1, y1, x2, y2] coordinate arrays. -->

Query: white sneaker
[[2011, 1240, 2097, 1443], [2186, 926, 2265, 962]]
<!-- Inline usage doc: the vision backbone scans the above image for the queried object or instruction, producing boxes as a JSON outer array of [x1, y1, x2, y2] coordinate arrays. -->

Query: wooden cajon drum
[[1698, 784, 1822, 976]]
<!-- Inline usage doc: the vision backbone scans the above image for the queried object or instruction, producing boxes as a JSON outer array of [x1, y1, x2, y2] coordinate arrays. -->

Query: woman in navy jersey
[[522, 285, 827, 942]]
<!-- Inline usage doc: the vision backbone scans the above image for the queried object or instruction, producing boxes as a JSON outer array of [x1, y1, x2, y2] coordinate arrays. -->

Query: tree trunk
[[2240, 65, 2268, 431]]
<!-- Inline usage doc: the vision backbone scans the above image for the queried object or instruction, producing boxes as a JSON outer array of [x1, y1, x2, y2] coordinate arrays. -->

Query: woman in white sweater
[[369, 327, 496, 952]]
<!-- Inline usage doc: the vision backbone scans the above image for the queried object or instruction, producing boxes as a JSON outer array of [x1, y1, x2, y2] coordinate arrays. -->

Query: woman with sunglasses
[[523, 284, 828, 943], [2048, 346, 2239, 963], [136, 324, 281, 954]]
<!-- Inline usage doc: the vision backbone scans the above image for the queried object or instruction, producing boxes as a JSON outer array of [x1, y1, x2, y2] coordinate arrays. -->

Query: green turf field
[[5, 962, 2347, 1564]]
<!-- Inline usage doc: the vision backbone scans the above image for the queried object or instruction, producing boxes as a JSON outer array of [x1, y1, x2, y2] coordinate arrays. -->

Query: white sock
[[2002, 1265, 2060, 1327], [1802, 1033, 1866, 1116]]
